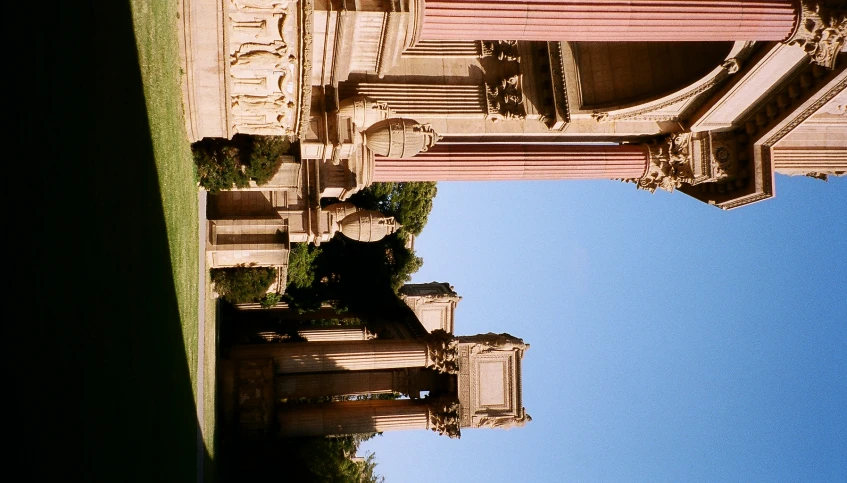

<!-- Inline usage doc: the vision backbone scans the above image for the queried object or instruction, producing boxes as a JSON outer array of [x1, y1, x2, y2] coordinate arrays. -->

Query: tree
[[210, 266, 277, 304], [349, 182, 437, 236]]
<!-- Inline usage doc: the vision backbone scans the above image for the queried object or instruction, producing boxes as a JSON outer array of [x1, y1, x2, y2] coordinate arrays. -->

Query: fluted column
[[297, 326, 377, 342], [276, 370, 410, 399], [340, 83, 487, 115], [374, 143, 649, 181], [278, 398, 460, 437], [419, 0, 799, 42], [231, 332, 458, 374]]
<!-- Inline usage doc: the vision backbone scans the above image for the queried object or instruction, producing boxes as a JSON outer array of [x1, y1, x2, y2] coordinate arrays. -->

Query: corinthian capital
[[423, 329, 459, 374], [426, 397, 461, 438], [627, 133, 695, 193], [785, 0, 847, 70]]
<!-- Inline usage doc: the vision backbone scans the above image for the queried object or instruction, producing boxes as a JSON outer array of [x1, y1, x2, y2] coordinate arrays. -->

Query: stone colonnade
[[374, 143, 650, 181], [419, 0, 799, 41], [231, 332, 460, 437]]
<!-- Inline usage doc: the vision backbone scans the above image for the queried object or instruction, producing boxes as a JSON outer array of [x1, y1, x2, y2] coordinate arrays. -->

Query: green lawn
[[129, 0, 199, 389], [129, 0, 218, 473]]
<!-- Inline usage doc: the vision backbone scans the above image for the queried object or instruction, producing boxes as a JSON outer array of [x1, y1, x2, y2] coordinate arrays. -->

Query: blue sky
[[360, 175, 846, 482]]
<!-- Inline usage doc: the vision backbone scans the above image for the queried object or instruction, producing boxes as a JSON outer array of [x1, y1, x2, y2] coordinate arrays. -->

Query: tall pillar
[[297, 326, 377, 342], [340, 83, 487, 115], [419, 0, 798, 42], [231, 332, 458, 374], [374, 143, 650, 181], [278, 398, 460, 437], [275, 369, 416, 399]]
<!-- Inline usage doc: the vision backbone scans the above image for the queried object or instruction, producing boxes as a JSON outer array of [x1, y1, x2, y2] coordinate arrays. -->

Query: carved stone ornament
[[426, 397, 461, 438], [785, 0, 847, 70], [480, 40, 519, 61], [486, 75, 526, 122], [458, 332, 530, 355], [476, 407, 532, 430], [423, 329, 459, 374], [364, 118, 443, 158], [627, 133, 695, 193]]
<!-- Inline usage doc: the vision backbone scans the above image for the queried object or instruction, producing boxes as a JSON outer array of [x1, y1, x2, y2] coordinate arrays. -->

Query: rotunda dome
[[363, 118, 441, 158], [338, 210, 400, 242]]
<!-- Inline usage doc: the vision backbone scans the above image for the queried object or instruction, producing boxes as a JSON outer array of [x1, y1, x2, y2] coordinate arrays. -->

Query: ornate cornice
[[784, 0, 847, 70]]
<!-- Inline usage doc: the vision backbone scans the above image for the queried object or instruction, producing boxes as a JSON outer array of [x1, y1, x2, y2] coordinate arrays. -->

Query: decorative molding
[[592, 58, 745, 123], [486, 75, 526, 121], [784, 0, 847, 70], [457, 333, 529, 356], [476, 407, 532, 430]]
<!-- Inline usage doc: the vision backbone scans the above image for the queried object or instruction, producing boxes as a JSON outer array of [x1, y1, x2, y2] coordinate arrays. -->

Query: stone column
[[420, 0, 798, 42], [275, 369, 416, 399], [231, 332, 458, 374], [278, 398, 461, 437], [373, 143, 650, 181], [297, 326, 377, 342], [340, 83, 487, 115]]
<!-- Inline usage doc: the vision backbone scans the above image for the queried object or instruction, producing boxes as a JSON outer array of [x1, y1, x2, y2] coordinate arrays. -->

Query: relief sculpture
[[486, 75, 526, 122]]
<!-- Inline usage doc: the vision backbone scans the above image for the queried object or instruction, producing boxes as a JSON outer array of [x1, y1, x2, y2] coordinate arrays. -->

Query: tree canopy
[[192, 135, 291, 193], [283, 182, 436, 313], [348, 182, 437, 236]]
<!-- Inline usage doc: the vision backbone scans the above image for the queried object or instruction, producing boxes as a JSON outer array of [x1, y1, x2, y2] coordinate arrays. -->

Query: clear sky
[[360, 175, 846, 482]]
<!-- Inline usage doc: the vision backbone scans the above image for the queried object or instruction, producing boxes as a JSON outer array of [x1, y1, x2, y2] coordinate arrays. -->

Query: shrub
[[211, 266, 277, 304], [192, 135, 292, 193]]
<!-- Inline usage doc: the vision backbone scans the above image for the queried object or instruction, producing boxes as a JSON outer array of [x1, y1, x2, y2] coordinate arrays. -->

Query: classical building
[[181, 0, 846, 216], [221, 282, 530, 439]]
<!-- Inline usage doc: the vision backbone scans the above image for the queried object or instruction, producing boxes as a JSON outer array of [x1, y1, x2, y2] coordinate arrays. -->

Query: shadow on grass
[[9, 1, 207, 481]]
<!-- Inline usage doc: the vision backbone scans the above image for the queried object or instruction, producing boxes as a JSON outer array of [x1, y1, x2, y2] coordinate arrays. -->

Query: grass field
[[130, 0, 218, 474], [129, 0, 200, 390]]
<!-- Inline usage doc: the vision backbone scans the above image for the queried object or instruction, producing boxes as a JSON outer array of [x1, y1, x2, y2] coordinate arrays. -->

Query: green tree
[[349, 181, 437, 236], [210, 266, 277, 304]]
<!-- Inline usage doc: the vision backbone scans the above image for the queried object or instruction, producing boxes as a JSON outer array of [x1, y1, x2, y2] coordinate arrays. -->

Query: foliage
[[210, 266, 277, 304], [349, 181, 437, 236], [191, 135, 291, 193], [259, 291, 282, 309], [287, 243, 321, 289]]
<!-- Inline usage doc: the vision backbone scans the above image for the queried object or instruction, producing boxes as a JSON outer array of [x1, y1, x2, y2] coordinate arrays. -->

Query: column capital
[[624, 134, 696, 193], [423, 329, 459, 374], [426, 397, 462, 438], [784, 0, 847, 70]]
